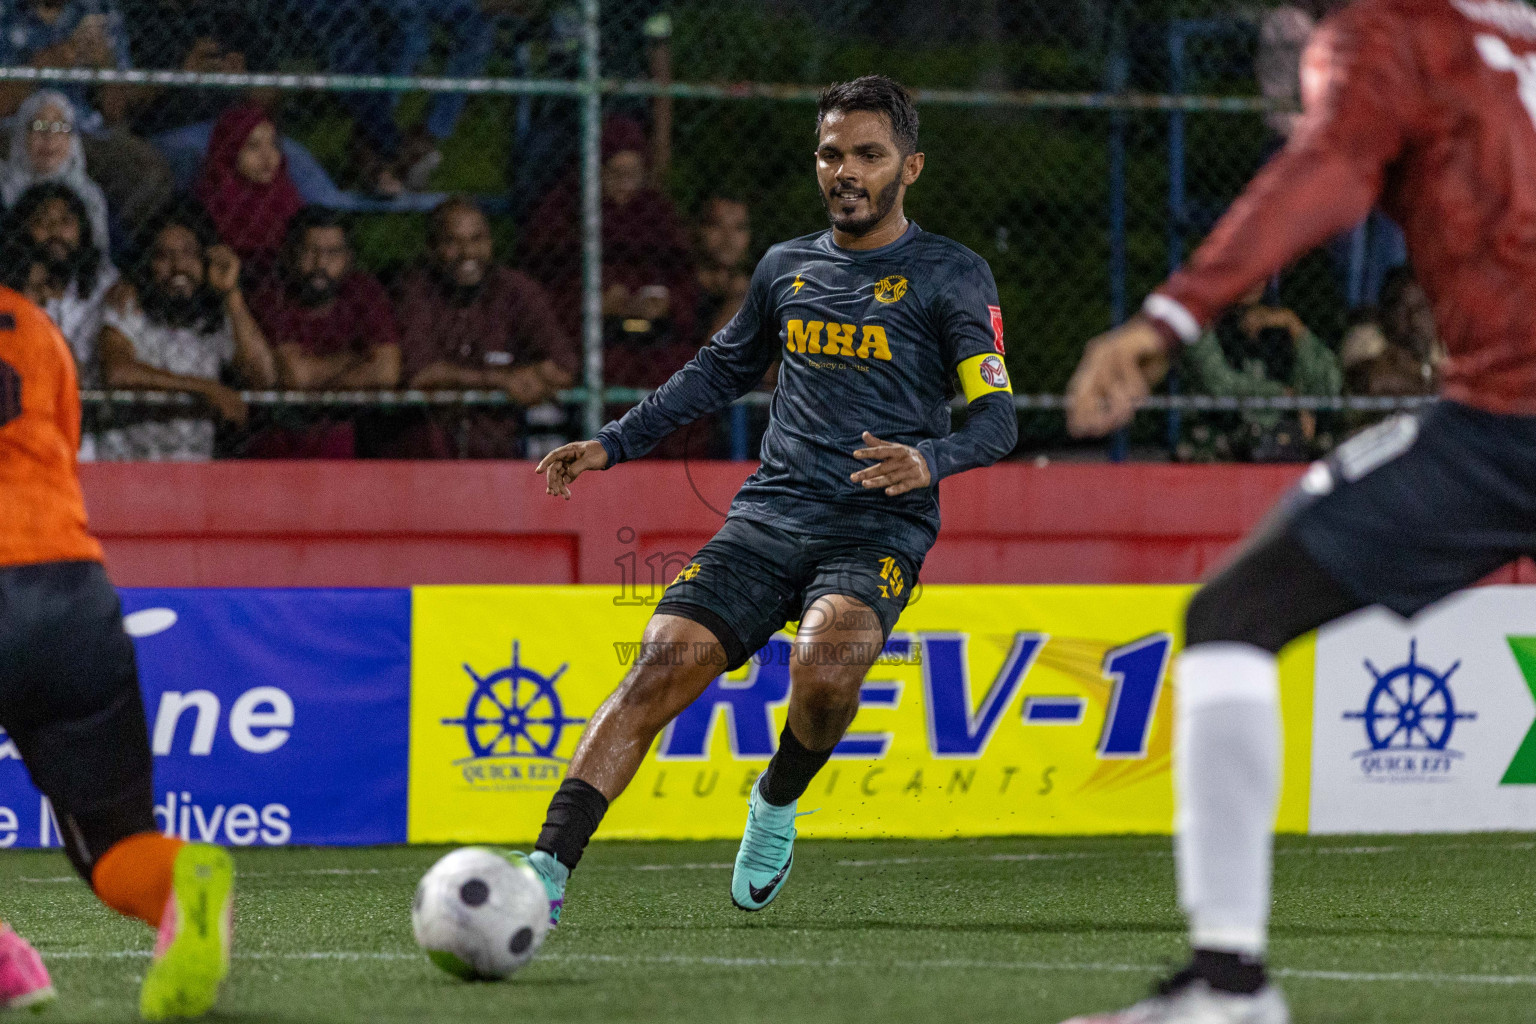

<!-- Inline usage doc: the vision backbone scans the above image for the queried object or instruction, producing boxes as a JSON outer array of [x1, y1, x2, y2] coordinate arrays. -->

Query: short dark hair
[[426, 195, 487, 248], [816, 75, 919, 155], [7, 181, 102, 294], [143, 201, 218, 254], [285, 205, 350, 253]]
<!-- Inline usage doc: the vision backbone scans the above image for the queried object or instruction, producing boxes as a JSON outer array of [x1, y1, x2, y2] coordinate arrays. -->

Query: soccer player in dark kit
[[521, 75, 1017, 920], [1064, 1, 1536, 1021], [0, 285, 234, 1018]]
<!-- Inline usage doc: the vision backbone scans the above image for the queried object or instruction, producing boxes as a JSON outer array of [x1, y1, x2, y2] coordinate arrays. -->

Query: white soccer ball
[[412, 847, 550, 981]]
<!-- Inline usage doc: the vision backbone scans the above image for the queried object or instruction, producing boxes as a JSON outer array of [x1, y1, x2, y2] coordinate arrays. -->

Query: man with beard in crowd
[[249, 207, 400, 457], [386, 196, 572, 458], [96, 206, 275, 460], [7, 181, 118, 386]]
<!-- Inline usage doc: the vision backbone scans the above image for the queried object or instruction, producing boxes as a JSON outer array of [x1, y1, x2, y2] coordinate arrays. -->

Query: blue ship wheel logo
[[1345, 639, 1476, 752], [442, 642, 586, 761]]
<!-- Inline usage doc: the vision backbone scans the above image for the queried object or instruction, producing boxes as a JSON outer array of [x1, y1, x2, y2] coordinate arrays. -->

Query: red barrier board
[[80, 461, 1534, 588]]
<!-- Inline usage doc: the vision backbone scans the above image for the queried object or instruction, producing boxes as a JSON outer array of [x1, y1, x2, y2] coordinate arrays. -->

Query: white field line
[[13, 840, 1536, 884], [32, 948, 1536, 986]]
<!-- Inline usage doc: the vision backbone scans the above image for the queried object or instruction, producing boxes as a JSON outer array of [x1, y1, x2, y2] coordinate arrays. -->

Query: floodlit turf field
[[4, 834, 1534, 1023]]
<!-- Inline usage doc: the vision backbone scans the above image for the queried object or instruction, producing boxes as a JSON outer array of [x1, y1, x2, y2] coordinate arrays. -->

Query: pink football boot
[[0, 925, 55, 1011]]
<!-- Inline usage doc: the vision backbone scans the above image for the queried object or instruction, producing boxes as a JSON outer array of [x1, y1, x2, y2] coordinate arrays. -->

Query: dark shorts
[[1285, 401, 1536, 618], [0, 560, 154, 873], [655, 517, 921, 671]]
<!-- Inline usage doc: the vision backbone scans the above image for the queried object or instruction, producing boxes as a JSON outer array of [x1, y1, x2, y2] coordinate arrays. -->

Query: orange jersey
[[0, 286, 102, 567]]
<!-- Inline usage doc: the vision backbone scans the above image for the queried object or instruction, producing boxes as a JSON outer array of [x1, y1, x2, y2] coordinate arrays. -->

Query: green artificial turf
[[2, 834, 1534, 1023]]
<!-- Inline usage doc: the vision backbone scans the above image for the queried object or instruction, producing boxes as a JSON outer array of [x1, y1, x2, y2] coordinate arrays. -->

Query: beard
[[431, 261, 487, 308], [295, 273, 340, 309], [142, 280, 223, 332], [820, 175, 901, 237], [39, 240, 91, 290]]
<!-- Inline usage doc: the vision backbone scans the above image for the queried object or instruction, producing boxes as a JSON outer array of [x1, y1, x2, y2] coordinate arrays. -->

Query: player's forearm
[[1148, 146, 1382, 344], [595, 348, 761, 465], [915, 393, 1018, 483], [102, 358, 221, 398], [275, 347, 363, 389]]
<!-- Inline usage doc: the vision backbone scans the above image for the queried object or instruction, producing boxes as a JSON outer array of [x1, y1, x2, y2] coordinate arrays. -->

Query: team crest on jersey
[[671, 562, 702, 585], [873, 276, 909, 304], [979, 354, 1009, 389]]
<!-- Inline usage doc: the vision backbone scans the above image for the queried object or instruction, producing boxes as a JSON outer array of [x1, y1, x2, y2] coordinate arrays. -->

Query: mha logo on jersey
[[873, 276, 908, 303], [1344, 640, 1476, 782], [441, 642, 587, 792]]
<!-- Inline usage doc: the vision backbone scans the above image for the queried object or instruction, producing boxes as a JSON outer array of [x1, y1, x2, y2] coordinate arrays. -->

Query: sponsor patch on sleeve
[[958, 353, 1012, 403], [988, 305, 1005, 354]]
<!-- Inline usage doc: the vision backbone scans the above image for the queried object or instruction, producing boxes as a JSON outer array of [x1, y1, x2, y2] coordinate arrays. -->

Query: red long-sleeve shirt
[[1146, 0, 1536, 415]]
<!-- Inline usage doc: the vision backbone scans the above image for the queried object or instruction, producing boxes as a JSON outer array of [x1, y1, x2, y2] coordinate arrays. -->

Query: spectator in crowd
[[4, 181, 118, 383], [522, 116, 696, 381], [2, 90, 111, 251], [0, 0, 128, 121], [694, 194, 752, 339], [0, 5, 174, 242], [523, 116, 704, 456], [1179, 283, 1342, 462], [119, 0, 274, 137], [387, 196, 573, 457], [286, 0, 494, 196], [193, 104, 304, 290], [96, 206, 275, 460], [0, 242, 51, 304], [498, 3, 674, 213], [1341, 266, 1442, 398], [247, 207, 400, 457]]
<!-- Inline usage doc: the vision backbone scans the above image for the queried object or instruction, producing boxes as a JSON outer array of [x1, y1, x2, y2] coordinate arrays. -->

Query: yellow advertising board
[[408, 586, 1312, 842]]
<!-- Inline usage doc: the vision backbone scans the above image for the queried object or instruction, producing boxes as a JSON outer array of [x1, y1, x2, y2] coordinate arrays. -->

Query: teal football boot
[[730, 782, 800, 911], [502, 850, 568, 926]]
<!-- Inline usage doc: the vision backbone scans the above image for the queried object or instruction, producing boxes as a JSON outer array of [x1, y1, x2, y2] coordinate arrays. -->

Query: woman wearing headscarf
[[193, 104, 304, 290], [1, 90, 111, 253]]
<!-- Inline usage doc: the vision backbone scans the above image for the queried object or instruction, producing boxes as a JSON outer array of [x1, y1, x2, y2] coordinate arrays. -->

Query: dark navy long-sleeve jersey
[[595, 223, 1019, 563]]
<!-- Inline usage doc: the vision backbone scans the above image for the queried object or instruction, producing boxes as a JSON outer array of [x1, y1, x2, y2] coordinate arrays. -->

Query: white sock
[[1174, 642, 1281, 958]]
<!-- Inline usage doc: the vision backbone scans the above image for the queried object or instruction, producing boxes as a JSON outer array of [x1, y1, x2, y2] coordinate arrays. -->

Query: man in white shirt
[[9, 180, 117, 384], [97, 207, 274, 460]]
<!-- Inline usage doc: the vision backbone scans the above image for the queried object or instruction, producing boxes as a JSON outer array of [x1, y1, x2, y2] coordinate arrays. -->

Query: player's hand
[[206, 245, 242, 296], [1065, 317, 1172, 437], [535, 440, 609, 500], [851, 431, 931, 497]]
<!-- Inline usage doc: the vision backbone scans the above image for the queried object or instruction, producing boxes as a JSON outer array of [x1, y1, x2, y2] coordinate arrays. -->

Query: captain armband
[[956, 353, 1013, 404]]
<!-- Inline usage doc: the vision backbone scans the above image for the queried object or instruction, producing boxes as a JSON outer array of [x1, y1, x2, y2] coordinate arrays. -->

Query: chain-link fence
[[3, 0, 1428, 463]]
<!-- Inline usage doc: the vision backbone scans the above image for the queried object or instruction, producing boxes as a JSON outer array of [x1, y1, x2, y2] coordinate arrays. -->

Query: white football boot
[[1060, 975, 1289, 1024]]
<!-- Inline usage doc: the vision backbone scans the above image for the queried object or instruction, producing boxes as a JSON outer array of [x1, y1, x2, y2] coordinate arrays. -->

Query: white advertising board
[[1310, 587, 1536, 833]]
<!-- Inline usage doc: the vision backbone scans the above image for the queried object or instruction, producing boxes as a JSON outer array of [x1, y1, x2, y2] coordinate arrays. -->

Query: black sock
[[1189, 948, 1266, 995], [534, 778, 609, 873], [758, 723, 835, 807]]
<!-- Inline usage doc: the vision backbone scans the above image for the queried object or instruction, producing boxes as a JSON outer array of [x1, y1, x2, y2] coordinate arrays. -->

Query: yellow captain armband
[[956, 353, 1013, 403]]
